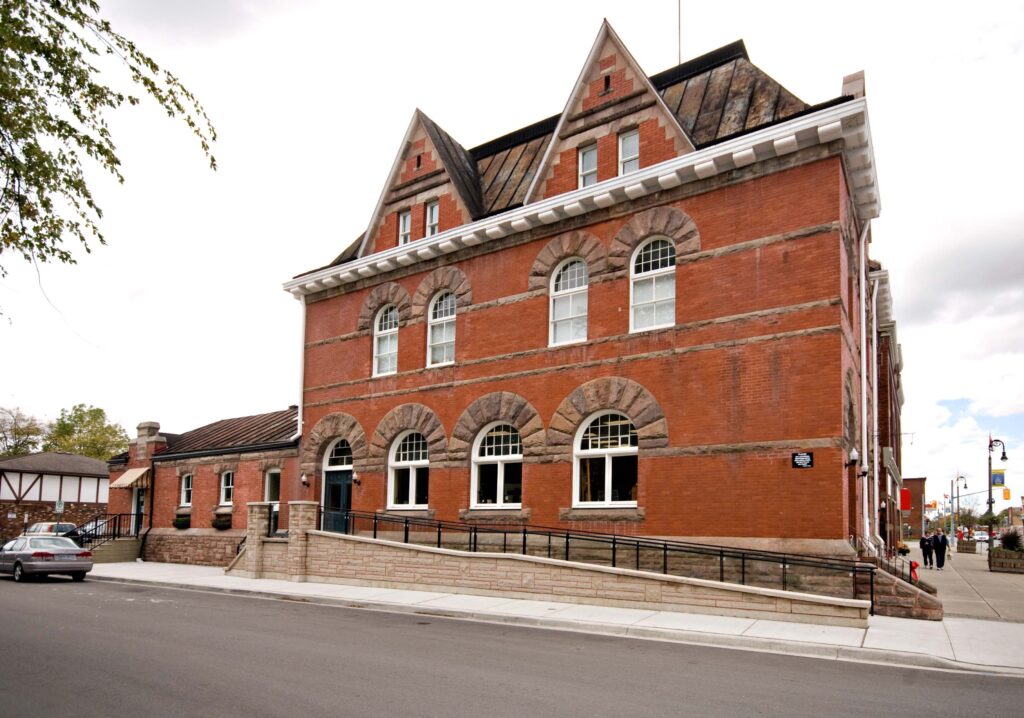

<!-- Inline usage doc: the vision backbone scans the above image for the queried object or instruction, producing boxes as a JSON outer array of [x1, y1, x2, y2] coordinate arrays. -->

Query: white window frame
[[219, 471, 234, 506], [388, 431, 429, 509], [578, 143, 597, 188], [426, 291, 456, 367], [549, 258, 588, 346], [618, 129, 639, 176], [572, 412, 639, 508], [629, 237, 676, 333], [471, 423, 524, 509], [425, 200, 439, 237], [264, 468, 281, 503], [373, 304, 399, 376], [179, 473, 192, 506], [398, 209, 412, 245]]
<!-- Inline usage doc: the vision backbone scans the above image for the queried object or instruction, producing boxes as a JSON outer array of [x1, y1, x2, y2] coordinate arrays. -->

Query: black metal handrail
[[322, 509, 875, 613], [67, 513, 139, 550]]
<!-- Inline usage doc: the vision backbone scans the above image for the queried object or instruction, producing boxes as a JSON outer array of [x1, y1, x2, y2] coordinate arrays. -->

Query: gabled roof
[[309, 35, 816, 274], [522, 20, 695, 204], [357, 110, 484, 259], [154, 408, 299, 459], [0, 452, 109, 476]]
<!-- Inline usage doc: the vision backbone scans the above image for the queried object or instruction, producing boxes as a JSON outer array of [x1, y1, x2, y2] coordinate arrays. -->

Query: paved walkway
[[89, 561, 1024, 677], [907, 544, 1024, 620]]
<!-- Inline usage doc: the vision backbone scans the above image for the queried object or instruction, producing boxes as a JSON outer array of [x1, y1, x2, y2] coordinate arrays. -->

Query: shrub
[[172, 516, 190, 530], [999, 530, 1022, 552], [211, 515, 232, 531]]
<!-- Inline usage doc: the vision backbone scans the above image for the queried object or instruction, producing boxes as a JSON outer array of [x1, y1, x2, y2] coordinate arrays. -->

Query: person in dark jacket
[[932, 528, 950, 570], [920, 531, 934, 568]]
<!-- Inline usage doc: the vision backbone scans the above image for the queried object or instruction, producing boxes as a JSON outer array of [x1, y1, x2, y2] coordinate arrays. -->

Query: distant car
[[22, 522, 78, 536], [973, 531, 989, 543], [73, 518, 110, 543], [0, 536, 93, 582]]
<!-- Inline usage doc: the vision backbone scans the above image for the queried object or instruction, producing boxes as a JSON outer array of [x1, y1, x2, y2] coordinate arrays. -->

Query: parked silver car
[[0, 536, 94, 582]]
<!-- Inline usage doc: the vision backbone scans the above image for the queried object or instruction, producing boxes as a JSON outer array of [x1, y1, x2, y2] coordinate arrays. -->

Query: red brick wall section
[[582, 55, 634, 112], [298, 157, 856, 544]]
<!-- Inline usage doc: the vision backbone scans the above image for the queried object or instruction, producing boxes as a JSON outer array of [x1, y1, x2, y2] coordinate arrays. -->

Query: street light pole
[[987, 437, 1008, 570]]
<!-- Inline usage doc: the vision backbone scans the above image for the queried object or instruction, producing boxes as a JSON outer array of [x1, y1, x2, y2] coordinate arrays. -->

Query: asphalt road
[[0, 576, 1019, 718]]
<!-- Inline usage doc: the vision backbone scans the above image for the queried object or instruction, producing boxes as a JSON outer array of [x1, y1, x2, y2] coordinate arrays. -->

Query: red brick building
[[281, 23, 898, 557]]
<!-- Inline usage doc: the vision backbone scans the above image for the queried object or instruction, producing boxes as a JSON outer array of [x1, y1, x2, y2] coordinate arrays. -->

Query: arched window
[[630, 238, 675, 332], [573, 412, 638, 507], [373, 305, 398, 376], [550, 258, 588, 346], [325, 439, 353, 469], [472, 423, 523, 508], [389, 432, 429, 508], [427, 291, 456, 367]]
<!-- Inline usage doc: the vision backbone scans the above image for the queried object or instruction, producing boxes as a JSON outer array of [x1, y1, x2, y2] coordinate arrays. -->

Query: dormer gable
[[358, 110, 483, 258], [524, 20, 695, 204]]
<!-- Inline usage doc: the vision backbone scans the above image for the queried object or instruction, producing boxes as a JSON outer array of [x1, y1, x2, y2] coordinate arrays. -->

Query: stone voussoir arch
[[300, 411, 368, 478], [450, 392, 546, 463], [527, 230, 608, 291], [357, 282, 412, 331], [368, 403, 448, 470], [548, 377, 668, 457], [608, 206, 700, 272], [410, 266, 472, 321]]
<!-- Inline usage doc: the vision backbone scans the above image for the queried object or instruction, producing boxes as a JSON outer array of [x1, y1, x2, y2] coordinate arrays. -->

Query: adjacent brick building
[[283, 23, 899, 557]]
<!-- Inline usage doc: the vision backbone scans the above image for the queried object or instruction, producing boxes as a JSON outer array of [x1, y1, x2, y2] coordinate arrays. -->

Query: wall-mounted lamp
[[845, 448, 860, 468], [352, 475, 362, 486], [300, 473, 309, 487]]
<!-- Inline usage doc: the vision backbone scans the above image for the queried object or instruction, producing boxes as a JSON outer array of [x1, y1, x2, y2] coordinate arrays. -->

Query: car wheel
[[13, 563, 25, 582], [71, 572, 86, 582]]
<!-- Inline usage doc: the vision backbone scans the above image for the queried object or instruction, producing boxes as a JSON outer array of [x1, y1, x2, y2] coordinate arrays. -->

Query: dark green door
[[323, 470, 352, 533], [133, 488, 145, 534]]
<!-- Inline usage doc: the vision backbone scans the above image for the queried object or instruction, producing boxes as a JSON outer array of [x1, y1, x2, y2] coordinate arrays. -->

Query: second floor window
[[374, 304, 399, 376], [220, 471, 234, 505], [631, 238, 676, 332], [550, 258, 588, 346], [578, 144, 597, 188], [427, 291, 455, 367], [398, 210, 411, 245], [425, 200, 439, 237], [619, 130, 639, 175]]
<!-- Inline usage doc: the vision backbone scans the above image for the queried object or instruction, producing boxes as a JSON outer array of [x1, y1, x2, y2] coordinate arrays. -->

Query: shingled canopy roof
[[0, 452, 109, 476], [308, 38, 819, 275]]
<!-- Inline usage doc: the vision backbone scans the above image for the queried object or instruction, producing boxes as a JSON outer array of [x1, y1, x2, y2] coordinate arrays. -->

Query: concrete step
[[91, 539, 141, 563]]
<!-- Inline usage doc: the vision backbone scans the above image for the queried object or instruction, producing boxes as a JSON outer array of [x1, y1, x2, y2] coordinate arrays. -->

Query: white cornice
[[284, 98, 879, 298]]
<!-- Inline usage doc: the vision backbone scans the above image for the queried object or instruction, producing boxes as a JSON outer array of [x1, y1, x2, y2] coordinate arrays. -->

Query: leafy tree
[[42, 403, 128, 459], [0, 405, 46, 456], [0, 0, 216, 276]]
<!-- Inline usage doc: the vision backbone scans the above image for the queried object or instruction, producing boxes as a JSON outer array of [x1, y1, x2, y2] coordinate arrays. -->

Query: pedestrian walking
[[920, 531, 934, 568], [932, 528, 950, 570]]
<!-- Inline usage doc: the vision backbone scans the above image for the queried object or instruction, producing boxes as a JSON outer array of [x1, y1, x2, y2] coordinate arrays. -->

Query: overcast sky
[[2, 1, 1022, 515]]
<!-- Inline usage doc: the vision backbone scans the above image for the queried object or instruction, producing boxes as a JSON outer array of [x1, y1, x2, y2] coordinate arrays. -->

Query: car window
[[56, 524, 76, 532], [25, 524, 44, 533], [12, 539, 28, 551], [29, 537, 79, 550], [2, 540, 15, 551]]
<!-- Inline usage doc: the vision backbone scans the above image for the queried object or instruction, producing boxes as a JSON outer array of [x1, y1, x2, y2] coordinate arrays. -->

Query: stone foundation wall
[[0, 501, 105, 543], [143, 528, 244, 567], [990, 549, 1024, 574], [857, 568, 942, 620]]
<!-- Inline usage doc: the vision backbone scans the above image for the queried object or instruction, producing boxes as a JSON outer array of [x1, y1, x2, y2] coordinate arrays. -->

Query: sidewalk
[[907, 544, 1024, 620], [89, 561, 1024, 677]]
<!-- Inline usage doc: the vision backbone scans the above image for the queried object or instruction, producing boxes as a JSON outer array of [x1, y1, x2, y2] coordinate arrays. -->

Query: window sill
[[628, 324, 674, 335], [176, 505, 192, 516], [214, 505, 233, 515], [426, 361, 455, 369], [372, 371, 398, 379], [382, 508, 436, 520], [549, 338, 587, 349], [559, 506, 645, 522], [459, 508, 531, 524]]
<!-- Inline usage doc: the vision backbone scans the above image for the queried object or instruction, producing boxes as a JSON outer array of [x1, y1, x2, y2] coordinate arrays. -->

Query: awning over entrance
[[110, 467, 150, 489]]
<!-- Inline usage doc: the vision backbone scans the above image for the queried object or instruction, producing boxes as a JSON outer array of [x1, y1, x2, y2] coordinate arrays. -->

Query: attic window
[[601, 74, 612, 95], [415, 154, 422, 170]]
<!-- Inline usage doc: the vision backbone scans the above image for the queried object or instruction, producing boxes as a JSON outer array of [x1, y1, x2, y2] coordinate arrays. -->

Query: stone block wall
[[143, 528, 244, 567], [856, 568, 942, 620], [0, 501, 105, 543]]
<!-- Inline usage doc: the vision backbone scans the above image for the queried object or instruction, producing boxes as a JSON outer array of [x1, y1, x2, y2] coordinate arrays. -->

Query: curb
[[86, 573, 1024, 678]]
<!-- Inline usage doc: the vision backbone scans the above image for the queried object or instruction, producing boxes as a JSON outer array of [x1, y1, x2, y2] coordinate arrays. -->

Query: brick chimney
[[131, 421, 167, 465]]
